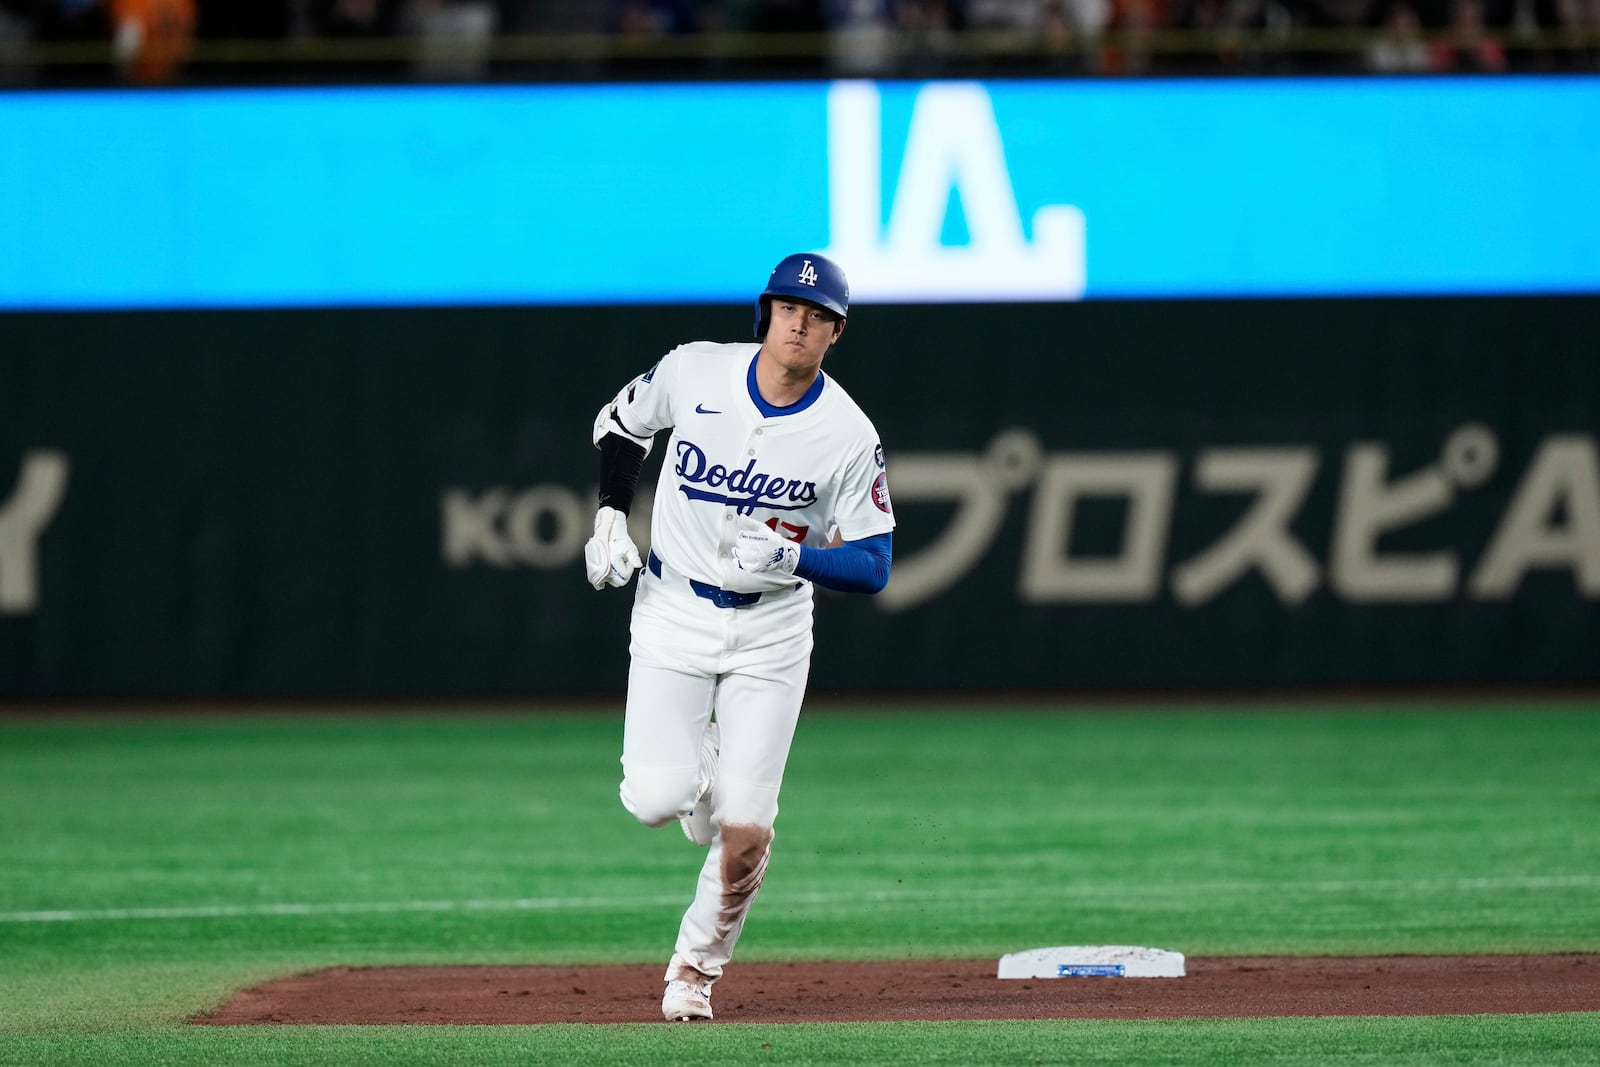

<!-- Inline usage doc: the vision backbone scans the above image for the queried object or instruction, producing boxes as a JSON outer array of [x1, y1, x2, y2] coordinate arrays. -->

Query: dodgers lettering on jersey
[[607, 340, 894, 593], [674, 441, 819, 514]]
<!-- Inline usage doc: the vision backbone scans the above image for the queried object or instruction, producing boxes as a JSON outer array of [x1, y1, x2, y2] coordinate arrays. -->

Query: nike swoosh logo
[[695, 404, 721, 414]]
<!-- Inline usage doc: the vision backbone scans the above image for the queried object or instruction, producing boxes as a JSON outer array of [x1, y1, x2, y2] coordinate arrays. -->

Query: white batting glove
[[733, 517, 800, 576], [584, 506, 642, 590]]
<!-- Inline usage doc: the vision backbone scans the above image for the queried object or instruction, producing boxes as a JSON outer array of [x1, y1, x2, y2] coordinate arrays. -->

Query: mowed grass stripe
[[4, 873, 1598, 925]]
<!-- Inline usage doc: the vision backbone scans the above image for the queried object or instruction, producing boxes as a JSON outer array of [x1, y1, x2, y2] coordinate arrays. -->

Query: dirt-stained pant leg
[[622, 563, 815, 981], [671, 823, 774, 983], [672, 647, 808, 980]]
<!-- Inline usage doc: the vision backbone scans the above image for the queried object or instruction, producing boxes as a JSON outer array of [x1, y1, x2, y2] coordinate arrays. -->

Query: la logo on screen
[[822, 82, 1086, 303]]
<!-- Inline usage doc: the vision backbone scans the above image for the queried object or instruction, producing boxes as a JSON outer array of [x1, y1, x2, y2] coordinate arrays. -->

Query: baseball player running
[[584, 252, 894, 1022]]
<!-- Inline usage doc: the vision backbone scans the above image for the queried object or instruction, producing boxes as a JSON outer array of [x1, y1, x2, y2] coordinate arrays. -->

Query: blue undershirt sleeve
[[793, 532, 893, 594]]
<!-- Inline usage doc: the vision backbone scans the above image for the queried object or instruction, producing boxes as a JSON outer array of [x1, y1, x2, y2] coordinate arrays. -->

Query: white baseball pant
[[618, 551, 814, 980]]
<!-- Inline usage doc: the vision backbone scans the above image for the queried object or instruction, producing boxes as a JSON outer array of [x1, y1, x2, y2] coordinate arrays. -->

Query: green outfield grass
[[1, 701, 1597, 1065]]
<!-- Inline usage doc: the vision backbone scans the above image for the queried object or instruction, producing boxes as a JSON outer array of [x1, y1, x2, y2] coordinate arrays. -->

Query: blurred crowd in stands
[[0, 0, 1596, 84]]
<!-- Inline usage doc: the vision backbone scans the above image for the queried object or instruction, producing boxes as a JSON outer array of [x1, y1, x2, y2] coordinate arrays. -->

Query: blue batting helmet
[[754, 253, 849, 340]]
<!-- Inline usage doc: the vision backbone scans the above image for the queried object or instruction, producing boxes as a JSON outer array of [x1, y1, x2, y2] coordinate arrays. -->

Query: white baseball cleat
[[679, 720, 719, 847], [662, 978, 713, 1021]]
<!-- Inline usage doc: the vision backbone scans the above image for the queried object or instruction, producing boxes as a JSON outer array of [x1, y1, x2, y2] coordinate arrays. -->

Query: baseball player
[[584, 252, 894, 1022]]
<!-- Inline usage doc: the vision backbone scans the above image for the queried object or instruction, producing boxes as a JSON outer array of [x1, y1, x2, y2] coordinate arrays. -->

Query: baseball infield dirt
[[194, 954, 1599, 1024]]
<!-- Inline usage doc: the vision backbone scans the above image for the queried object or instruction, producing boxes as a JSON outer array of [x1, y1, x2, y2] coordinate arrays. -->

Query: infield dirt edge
[[193, 953, 1600, 1025]]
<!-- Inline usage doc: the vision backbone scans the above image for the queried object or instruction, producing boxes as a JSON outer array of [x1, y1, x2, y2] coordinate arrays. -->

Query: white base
[[997, 945, 1185, 979]]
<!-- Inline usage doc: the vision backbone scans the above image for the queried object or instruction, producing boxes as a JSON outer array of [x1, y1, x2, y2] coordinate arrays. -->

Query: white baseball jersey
[[599, 340, 894, 595]]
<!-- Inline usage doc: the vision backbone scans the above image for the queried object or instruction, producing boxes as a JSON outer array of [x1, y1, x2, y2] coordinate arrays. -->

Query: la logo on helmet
[[797, 260, 818, 286]]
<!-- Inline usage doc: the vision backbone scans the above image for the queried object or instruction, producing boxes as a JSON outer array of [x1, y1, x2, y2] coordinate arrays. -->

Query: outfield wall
[[3, 295, 1597, 698], [5, 76, 1597, 697]]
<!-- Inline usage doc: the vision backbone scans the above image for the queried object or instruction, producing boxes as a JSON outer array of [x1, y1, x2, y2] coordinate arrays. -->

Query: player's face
[[764, 299, 844, 376]]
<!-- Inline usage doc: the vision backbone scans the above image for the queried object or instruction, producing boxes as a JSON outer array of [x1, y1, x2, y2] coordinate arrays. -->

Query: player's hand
[[584, 506, 642, 590], [733, 516, 800, 576]]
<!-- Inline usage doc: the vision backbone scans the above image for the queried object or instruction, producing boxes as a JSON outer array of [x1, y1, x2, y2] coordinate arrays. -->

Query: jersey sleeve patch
[[871, 472, 892, 514]]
